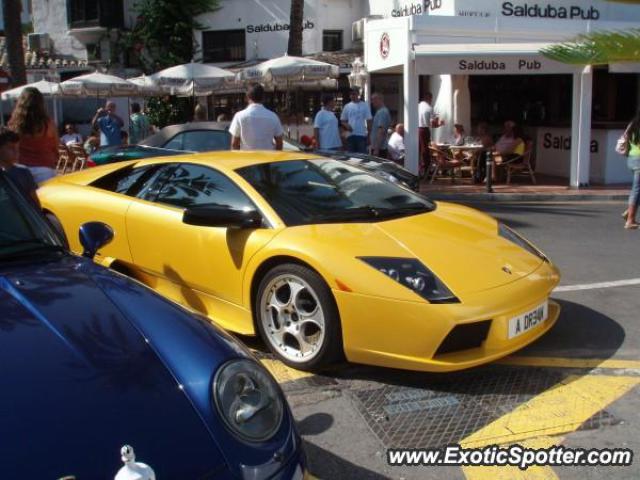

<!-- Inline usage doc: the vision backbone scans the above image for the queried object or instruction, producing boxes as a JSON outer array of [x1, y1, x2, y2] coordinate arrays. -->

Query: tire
[[44, 212, 69, 249], [255, 263, 343, 371]]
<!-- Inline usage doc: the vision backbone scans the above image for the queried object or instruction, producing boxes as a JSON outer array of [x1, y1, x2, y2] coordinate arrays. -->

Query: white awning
[[414, 42, 582, 75]]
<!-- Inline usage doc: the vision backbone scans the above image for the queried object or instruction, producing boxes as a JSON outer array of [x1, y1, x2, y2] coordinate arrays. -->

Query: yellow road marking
[[461, 374, 639, 449], [260, 358, 313, 383], [463, 436, 563, 480], [498, 356, 640, 370]]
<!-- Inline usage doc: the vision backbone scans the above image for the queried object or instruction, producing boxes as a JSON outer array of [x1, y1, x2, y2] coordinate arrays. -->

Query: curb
[[424, 193, 629, 202]]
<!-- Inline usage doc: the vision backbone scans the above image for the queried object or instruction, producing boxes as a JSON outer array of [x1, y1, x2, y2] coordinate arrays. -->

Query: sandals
[[624, 223, 639, 230], [622, 210, 628, 220]]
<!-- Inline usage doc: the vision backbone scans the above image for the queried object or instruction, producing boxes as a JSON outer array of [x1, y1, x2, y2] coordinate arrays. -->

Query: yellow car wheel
[[255, 263, 343, 371]]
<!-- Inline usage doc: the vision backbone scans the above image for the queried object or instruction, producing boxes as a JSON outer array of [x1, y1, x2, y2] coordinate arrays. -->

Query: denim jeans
[[347, 135, 368, 154], [28, 166, 56, 184], [629, 168, 640, 208]]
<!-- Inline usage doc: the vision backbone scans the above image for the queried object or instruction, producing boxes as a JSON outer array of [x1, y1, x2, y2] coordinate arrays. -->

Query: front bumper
[[334, 262, 560, 372]]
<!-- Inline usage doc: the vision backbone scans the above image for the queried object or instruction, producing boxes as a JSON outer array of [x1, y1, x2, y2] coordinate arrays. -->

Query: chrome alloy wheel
[[259, 274, 326, 363]]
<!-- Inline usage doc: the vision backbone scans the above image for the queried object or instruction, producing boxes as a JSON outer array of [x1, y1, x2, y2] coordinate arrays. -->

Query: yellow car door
[[125, 162, 278, 334]]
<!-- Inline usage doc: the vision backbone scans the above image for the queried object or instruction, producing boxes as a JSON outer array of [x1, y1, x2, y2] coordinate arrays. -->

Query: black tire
[[255, 263, 344, 371], [44, 212, 69, 249]]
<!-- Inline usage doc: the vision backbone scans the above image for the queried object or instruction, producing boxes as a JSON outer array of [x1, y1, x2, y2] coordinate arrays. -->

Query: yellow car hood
[[276, 202, 543, 298]]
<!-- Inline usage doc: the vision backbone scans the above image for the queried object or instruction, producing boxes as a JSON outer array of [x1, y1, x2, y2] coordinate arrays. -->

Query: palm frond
[[541, 29, 640, 65]]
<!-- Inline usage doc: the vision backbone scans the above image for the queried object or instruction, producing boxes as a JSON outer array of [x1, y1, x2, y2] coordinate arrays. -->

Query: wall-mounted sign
[[380, 33, 390, 59], [501, 2, 600, 20], [391, 0, 443, 17], [246, 20, 314, 33]]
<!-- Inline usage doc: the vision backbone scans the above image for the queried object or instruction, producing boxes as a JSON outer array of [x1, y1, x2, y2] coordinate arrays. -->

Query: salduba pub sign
[[391, 0, 603, 21]]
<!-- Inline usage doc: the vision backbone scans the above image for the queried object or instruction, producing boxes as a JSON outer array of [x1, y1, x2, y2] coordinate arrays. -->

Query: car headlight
[[213, 359, 283, 442], [359, 257, 459, 303], [498, 223, 547, 261]]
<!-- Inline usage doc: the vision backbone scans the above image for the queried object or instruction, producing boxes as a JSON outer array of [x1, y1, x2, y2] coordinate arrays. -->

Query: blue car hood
[[0, 255, 229, 479]]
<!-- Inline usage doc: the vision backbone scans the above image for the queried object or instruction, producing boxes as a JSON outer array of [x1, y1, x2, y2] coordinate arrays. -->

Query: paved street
[[247, 200, 640, 480]]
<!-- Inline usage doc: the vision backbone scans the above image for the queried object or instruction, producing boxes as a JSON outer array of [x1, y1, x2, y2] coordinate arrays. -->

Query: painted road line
[[554, 278, 640, 292], [260, 358, 313, 383], [460, 374, 640, 449], [463, 436, 563, 480], [498, 356, 640, 370]]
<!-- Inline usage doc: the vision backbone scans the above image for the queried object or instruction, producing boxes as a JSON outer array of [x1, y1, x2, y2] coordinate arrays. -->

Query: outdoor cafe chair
[[426, 145, 466, 183], [495, 140, 536, 184], [56, 144, 74, 174], [68, 143, 89, 172]]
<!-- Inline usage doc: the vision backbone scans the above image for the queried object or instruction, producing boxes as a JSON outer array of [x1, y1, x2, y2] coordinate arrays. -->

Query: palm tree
[[2, 0, 26, 86], [287, 0, 304, 56], [541, 29, 640, 65]]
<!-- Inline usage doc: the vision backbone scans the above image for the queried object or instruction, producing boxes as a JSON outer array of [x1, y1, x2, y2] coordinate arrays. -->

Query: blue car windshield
[[0, 173, 63, 259], [237, 159, 435, 226]]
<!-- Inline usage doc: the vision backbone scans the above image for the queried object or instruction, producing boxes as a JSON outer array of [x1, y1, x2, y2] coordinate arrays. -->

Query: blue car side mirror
[[79, 222, 114, 259]]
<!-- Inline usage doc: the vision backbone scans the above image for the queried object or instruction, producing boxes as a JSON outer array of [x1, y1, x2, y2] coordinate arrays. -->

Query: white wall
[[32, 0, 88, 60], [196, 0, 368, 64]]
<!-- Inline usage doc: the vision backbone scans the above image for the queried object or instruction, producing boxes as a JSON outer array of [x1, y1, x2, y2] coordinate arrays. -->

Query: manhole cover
[[351, 367, 619, 449]]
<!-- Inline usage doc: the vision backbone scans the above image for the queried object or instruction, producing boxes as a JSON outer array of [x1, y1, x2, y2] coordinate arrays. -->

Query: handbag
[[616, 134, 629, 156], [616, 125, 631, 156]]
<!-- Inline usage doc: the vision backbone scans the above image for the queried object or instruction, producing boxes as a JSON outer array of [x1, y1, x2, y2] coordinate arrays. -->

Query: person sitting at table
[[495, 120, 525, 159], [387, 124, 405, 164], [451, 124, 466, 147], [60, 124, 83, 146], [476, 122, 494, 149]]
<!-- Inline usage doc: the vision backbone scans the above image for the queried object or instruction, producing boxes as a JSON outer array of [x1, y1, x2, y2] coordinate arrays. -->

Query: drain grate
[[351, 367, 619, 449]]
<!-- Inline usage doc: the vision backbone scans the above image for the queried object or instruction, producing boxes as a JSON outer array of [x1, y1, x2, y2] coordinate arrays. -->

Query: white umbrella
[[56, 72, 139, 97], [150, 62, 235, 96], [1, 80, 62, 127], [236, 55, 339, 86], [128, 75, 167, 96], [1, 79, 60, 100]]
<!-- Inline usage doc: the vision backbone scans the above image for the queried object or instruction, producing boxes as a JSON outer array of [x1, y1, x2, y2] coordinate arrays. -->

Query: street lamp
[[348, 57, 369, 96]]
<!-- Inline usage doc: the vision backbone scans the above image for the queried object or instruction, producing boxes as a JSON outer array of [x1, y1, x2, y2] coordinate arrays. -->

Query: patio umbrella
[[56, 72, 139, 97], [0, 79, 62, 126], [150, 62, 235, 97], [128, 75, 167, 96], [236, 55, 339, 86]]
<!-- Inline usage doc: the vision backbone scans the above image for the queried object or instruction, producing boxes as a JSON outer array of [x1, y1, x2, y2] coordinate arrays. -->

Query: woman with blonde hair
[[8, 87, 58, 183]]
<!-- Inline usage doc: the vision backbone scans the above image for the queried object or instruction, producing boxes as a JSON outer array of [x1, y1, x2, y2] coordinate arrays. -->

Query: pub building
[[364, 0, 640, 186]]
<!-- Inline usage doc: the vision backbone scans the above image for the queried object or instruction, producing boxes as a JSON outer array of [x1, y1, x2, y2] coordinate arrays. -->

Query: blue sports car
[[0, 171, 306, 479]]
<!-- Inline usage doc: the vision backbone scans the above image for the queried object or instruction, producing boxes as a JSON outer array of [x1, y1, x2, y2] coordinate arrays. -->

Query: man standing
[[418, 92, 443, 165], [229, 84, 284, 150], [92, 101, 124, 147], [129, 102, 150, 144], [340, 87, 372, 154], [313, 94, 342, 151], [370, 93, 392, 158]]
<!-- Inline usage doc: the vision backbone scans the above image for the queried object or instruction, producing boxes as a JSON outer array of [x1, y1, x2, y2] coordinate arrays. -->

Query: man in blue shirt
[[92, 101, 124, 147]]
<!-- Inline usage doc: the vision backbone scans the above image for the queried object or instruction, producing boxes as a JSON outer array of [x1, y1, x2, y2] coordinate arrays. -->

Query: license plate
[[508, 300, 548, 339]]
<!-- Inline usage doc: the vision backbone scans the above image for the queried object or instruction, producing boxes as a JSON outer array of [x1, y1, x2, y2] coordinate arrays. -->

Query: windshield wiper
[[311, 206, 381, 222]]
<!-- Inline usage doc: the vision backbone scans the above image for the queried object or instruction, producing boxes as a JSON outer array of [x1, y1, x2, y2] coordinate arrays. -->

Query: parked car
[[89, 121, 419, 190], [39, 151, 561, 373], [0, 170, 306, 479]]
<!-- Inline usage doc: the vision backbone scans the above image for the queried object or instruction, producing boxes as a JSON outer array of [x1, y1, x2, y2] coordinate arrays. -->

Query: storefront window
[[202, 30, 246, 63]]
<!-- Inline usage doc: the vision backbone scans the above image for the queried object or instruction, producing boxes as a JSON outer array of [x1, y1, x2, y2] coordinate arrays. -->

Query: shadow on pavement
[[304, 441, 390, 480], [298, 412, 334, 436]]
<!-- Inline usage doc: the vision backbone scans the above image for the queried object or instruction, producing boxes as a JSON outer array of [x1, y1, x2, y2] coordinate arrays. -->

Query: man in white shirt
[[313, 94, 342, 151], [340, 87, 372, 154], [60, 124, 83, 146], [418, 92, 443, 169], [387, 124, 405, 164], [229, 84, 284, 150]]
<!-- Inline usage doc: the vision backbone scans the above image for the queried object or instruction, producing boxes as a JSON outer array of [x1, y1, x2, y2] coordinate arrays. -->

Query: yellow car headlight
[[358, 257, 459, 303]]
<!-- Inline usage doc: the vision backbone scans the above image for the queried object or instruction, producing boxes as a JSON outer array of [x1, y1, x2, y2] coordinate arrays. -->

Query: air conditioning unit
[[27, 33, 51, 52], [352, 19, 365, 44]]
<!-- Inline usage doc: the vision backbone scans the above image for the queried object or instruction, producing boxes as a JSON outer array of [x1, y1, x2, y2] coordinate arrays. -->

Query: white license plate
[[508, 300, 549, 339]]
